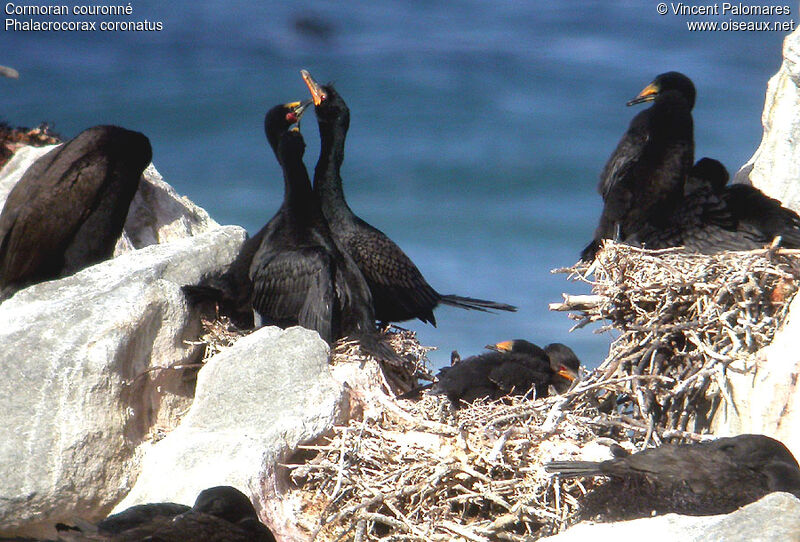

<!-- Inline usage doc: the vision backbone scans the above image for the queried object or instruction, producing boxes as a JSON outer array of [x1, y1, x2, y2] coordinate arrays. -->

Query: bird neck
[[314, 118, 350, 214], [280, 150, 315, 216]]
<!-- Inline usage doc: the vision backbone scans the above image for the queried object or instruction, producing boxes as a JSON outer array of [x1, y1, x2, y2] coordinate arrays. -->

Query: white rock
[[735, 27, 800, 212], [0, 225, 247, 538], [711, 293, 800, 458], [113, 326, 346, 542], [539, 492, 800, 542], [711, 27, 800, 459]]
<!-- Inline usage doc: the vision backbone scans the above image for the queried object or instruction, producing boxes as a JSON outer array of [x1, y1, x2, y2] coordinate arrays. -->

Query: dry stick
[[439, 520, 491, 542], [329, 425, 349, 500]]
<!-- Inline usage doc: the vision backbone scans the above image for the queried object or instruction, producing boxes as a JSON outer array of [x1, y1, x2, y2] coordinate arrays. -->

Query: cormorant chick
[[546, 434, 800, 519], [0, 125, 152, 300], [301, 69, 517, 325], [582, 72, 696, 261], [430, 339, 579, 408]]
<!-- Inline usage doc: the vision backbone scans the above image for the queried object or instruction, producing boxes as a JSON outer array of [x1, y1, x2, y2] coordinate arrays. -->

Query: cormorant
[[0, 125, 152, 300], [57, 486, 276, 541], [634, 157, 800, 252], [400, 339, 579, 408], [301, 69, 517, 325], [582, 72, 696, 261], [545, 434, 800, 519], [720, 182, 800, 249], [94, 502, 191, 534], [248, 101, 377, 346]]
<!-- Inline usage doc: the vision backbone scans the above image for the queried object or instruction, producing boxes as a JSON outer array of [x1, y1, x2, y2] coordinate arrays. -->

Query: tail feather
[[439, 294, 517, 313], [544, 460, 604, 478]]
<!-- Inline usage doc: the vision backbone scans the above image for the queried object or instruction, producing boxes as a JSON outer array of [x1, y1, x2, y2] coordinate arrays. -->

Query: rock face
[[735, 27, 800, 212], [711, 293, 800, 457], [0, 225, 246, 537], [540, 492, 800, 542], [0, 144, 248, 537], [711, 26, 800, 457], [113, 326, 346, 542]]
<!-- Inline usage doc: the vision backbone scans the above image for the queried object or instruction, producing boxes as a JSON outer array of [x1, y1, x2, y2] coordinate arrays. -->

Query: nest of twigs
[[551, 240, 800, 434], [280, 240, 800, 541], [286, 374, 694, 541]]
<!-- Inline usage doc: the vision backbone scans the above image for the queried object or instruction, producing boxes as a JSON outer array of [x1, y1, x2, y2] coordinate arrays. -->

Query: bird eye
[[286, 112, 297, 123]]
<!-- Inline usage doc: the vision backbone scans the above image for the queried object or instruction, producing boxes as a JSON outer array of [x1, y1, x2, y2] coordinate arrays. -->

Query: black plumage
[[582, 72, 696, 261], [546, 434, 800, 519], [57, 486, 276, 541], [428, 339, 579, 408], [95, 502, 191, 534], [248, 102, 377, 345], [0, 125, 151, 300], [301, 69, 517, 325], [632, 157, 800, 253], [723, 186, 800, 249]]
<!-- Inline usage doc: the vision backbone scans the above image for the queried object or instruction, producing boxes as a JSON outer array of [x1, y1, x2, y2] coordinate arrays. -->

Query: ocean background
[[2, 1, 792, 369]]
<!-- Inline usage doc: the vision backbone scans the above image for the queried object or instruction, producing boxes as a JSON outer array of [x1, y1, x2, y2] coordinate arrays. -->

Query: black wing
[[250, 246, 336, 343]]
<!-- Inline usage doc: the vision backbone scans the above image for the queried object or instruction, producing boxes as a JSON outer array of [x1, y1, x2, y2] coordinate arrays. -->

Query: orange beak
[[557, 366, 578, 381], [301, 69, 327, 106], [488, 340, 514, 353], [627, 82, 659, 106]]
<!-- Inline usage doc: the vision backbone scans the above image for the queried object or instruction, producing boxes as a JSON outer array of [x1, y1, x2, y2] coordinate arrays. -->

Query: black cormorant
[[545, 434, 800, 519], [0, 125, 152, 300], [93, 502, 191, 534], [248, 101, 377, 346], [57, 486, 276, 542], [301, 69, 517, 325], [634, 157, 800, 252], [401, 339, 579, 408], [721, 184, 800, 249], [582, 72, 696, 261]]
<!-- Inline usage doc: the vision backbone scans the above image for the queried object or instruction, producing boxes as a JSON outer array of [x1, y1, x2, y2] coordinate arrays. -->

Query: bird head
[[264, 100, 311, 152], [301, 69, 350, 125], [544, 343, 581, 384], [627, 71, 696, 110]]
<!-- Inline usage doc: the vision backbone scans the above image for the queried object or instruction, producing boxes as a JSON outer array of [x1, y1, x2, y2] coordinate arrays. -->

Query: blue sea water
[[1, 1, 792, 368]]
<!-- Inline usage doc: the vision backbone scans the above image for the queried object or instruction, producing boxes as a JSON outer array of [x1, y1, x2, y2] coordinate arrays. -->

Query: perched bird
[[401, 339, 579, 408], [582, 72, 696, 261], [722, 185, 800, 249], [248, 101, 378, 346], [0, 125, 152, 300], [684, 156, 729, 195], [57, 486, 276, 541], [639, 157, 800, 252], [546, 434, 800, 519], [301, 69, 517, 325]]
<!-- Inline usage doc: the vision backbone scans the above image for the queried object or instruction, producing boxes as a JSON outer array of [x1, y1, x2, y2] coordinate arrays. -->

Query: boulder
[[735, 27, 800, 212], [710, 27, 800, 458], [0, 222, 247, 537], [711, 293, 800, 457], [112, 326, 347, 542], [539, 492, 800, 542]]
